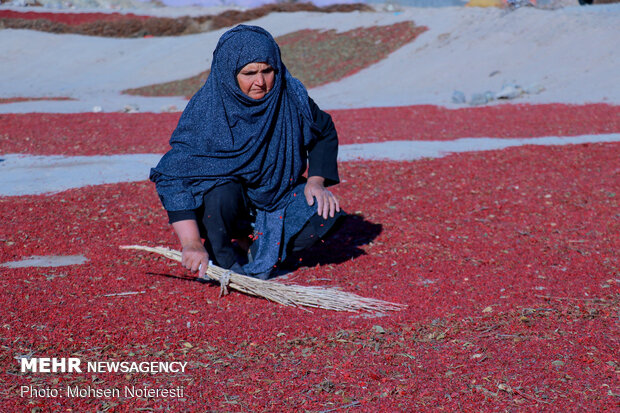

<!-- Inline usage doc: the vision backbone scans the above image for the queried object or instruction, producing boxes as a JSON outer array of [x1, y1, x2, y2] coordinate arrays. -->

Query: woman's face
[[236, 62, 275, 99]]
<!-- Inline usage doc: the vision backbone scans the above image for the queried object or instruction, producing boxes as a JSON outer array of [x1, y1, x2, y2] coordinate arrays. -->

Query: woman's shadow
[[283, 214, 382, 270], [146, 214, 381, 282]]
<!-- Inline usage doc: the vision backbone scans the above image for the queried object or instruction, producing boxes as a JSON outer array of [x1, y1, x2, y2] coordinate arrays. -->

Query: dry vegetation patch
[[0, 3, 373, 38]]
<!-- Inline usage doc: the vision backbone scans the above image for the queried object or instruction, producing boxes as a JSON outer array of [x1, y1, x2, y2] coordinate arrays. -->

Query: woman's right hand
[[181, 241, 209, 278], [172, 219, 209, 278]]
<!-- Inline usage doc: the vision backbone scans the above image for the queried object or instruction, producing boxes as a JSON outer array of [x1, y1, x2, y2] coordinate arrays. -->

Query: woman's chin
[[249, 91, 267, 99]]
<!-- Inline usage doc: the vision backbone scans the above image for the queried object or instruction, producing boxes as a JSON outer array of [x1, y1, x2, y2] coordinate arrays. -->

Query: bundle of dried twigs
[[120, 245, 406, 313]]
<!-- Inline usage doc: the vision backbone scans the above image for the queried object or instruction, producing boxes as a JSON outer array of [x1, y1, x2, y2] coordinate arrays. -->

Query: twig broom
[[121, 245, 406, 313]]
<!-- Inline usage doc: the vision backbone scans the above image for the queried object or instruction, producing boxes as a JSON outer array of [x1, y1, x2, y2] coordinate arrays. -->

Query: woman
[[150, 25, 344, 280]]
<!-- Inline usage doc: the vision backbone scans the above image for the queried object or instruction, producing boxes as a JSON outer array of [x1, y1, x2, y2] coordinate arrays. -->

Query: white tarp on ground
[[1, 4, 619, 113]]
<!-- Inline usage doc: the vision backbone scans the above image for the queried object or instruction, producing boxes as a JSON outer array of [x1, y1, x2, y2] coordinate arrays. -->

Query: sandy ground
[[1, 4, 619, 113], [312, 5, 620, 108]]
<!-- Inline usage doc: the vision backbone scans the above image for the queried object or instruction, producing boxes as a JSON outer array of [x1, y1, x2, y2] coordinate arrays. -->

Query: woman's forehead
[[239, 62, 272, 71]]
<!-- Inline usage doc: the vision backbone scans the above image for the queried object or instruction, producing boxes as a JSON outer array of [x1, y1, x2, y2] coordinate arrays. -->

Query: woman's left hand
[[304, 176, 340, 219]]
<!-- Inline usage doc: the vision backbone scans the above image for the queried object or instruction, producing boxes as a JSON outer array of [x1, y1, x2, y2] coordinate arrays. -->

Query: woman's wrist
[[307, 176, 325, 186], [172, 219, 202, 246]]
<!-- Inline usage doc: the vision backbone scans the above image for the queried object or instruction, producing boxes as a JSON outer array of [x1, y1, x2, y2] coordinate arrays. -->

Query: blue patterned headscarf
[[150, 25, 315, 212]]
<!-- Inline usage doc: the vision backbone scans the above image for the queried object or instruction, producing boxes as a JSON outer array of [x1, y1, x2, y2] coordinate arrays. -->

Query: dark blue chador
[[150, 25, 320, 275]]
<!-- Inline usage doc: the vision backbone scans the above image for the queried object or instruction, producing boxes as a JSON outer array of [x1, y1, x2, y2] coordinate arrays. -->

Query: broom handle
[[120, 244, 407, 312]]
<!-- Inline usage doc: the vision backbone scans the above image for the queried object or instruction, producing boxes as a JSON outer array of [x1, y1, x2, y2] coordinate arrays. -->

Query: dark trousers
[[198, 181, 343, 270], [197, 181, 252, 269]]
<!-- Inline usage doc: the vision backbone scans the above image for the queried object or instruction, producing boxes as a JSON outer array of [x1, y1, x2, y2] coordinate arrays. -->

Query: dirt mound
[[0, 96, 74, 104], [0, 3, 373, 37], [209, 2, 373, 30], [0, 9, 150, 25], [123, 70, 210, 98], [1, 16, 192, 37]]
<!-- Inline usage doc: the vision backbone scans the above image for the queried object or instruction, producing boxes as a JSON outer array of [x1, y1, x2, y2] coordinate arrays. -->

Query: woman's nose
[[255, 75, 265, 86]]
